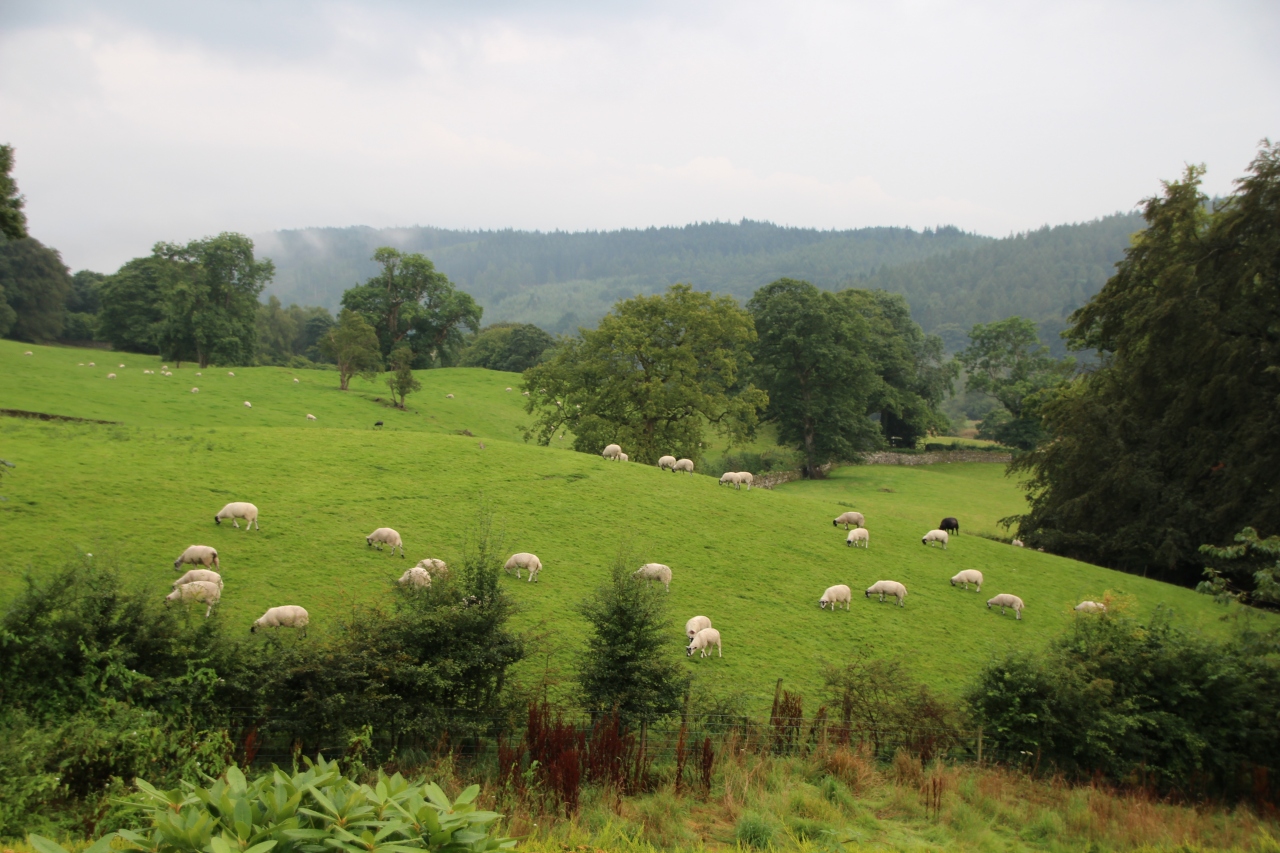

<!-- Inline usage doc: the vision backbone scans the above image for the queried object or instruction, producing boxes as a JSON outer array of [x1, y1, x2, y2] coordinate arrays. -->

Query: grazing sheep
[[950, 569, 983, 592], [922, 529, 949, 549], [228, 371, 235, 376], [366, 527, 405, 557], [522, 390, 530, 396], [446, 393, 454, 398], [173, 569, 222, 589], [415, 558, 449, 578], [687, 627, 722, 658], [719, 472, 738, 487], [602, 444, 623, 460], [293, 377, 299, 383], [88, 361, 95, 366], [306, 413, 316, 420], [1075, 600, 1106, 613], [251, 605, 309, 635], [78, 363, 84, 366], [504, 552, 542, 582], [23, 351, 32, 355], [833, 511, 864, 530], [633, 563, 673, 591], [243, 401, 252, 408], [191, 387, 199, 393], [685, 615, 712, 639], [736, 472, 754, 490], [143, 369, 153, 374], [215, 502, 259, 530], [165, 580, 221, 617], [374, 421, 383, 429], [174, 544, 220, 570], [1012, 539, 1025, 547], [940, 517, 960, 535], [673, 458, 694, 475], [162, 365, 168, 369], [846, 528, 870, 548], [118, 363, 125, 368], [106, 373, 116, 379], [505, 386, 512, 391], [819, 584, 852, 611], [398, 567, 432, 588], [865, 580, 908, 607], [195, 372, 201, 376], [987, 593, 1025, 620], [658, 455, 677, 471], [619, 452, 629, 462]]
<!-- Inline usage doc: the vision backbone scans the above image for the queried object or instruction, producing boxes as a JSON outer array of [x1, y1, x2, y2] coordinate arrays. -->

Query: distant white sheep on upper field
[[251, 605, 309, 635], [819, 584, 852, 611], [833, 511, 864, 529], [505, 386, 512, 391], [1074, 600, 1106, 613], [950, 569, 983, 591], [244, 401, 252, 408], [504, 552, 542, 582], [173, 569, 222, 589], [686, 627, 721, 658], [685, 615, 712, 639], [922, 529, 949, 549], [633, 563, 672, 591], [215, 502, 259, 530], [228, 371, 235, 376], [366, 527, 405, 557], [174, 544, 220, 570], [191, 387, 199, 393], [866, 580, 907, 607], [659, 456, 677, 471], [846, 528, 869, 548], [106, 373, 116, 379], [602, 444, 623, 460], [673, 458, 694, 475], [987, 593, 1025, 620], [446, 393, 454, 398], [306, 413, 316, 420], [165, 580, 221, 617], [23, 350, 32, 355]]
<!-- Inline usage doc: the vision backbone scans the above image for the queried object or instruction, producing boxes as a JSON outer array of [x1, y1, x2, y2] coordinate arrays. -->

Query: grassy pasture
[[0, 339, 1269, 712]]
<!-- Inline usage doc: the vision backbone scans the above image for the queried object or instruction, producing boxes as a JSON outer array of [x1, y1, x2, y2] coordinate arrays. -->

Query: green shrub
[[735, 812, 777, 849]]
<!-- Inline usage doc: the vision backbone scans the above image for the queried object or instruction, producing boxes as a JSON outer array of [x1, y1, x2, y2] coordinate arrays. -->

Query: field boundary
[[0, 408, 122, 425]]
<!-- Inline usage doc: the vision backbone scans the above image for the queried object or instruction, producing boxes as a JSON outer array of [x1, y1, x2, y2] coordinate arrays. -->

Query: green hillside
[[1, 339, 1265, 712]]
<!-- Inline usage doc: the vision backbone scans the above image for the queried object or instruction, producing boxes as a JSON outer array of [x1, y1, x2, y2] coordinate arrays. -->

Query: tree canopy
[[523, 284, 767, 463], [0, 144, 27, 241], [0, 237, 73, 341], [1010, 143, 1280, 585], [460, 322, 555, 373], [320, 308, 383, 390]]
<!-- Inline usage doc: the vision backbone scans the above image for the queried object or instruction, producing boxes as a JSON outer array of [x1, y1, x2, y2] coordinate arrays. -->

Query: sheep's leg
[[717, 643, 722, 658], [233, 519, 240, 529], [253, 517, 259, 530]]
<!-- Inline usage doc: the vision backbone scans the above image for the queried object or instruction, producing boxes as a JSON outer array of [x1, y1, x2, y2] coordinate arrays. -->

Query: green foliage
[[1010, 144, 1280, 583], [341, 247, 482, 366], [524, 283, 767, 464], [957, 316, 1072, 451], [97, 256, 176, 354], [1198, 526, 1280, 607], [153, 233, 274, 368], [29, 758, 514, 853], [0, 237, 73, 341], [842, 289, 957, 447], [747, 279, 881, 477], [576, 544, 687, 726], [459, 323, 555, 373], [386, 345, 422, 409], [320, 309, 383, 390], [966, 608, 1280, 795], [0, 144, 27, 241]]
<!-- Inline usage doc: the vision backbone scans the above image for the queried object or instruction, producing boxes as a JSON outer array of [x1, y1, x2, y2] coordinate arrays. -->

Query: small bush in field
[[735, 811, 777, 849]]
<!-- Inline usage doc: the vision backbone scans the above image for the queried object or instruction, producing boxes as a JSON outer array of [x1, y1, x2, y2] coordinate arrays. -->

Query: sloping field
[[0, 339, 1267, 711]]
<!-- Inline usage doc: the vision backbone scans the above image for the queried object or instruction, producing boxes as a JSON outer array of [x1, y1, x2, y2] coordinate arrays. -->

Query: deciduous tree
[[0, 238, 72, 341], [320, 308, 383, 390], [386, 344, 421, 408], [0, 144, 27, 241]]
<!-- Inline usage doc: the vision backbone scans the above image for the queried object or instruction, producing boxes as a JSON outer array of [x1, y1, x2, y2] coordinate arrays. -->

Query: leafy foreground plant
[[29, 756, 515, 853]]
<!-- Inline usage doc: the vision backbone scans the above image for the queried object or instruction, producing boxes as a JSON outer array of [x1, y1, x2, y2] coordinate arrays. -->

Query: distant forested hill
[[257, 213, 1145, 346], [257, 221, 986, 333]]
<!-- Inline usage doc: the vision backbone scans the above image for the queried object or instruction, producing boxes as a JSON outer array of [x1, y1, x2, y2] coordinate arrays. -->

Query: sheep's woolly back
[[950, 569, 983, 589], [673, 458, 694, 473], [167, 580, 222, 605], [602, 444, 622, 459], [634, 563, 673, 586], [987, 593, 1024, 610], [685, 615, 712, 639], [1075, 600, 1106, 613], [254, 605, 309, 629], [833, 511, 864, 528], [658, 455, 677, 470], [399, 567, 432, 588], [172, 570, 223, 589], [820, 584, 852, 608], [846, 528, 869, 547]]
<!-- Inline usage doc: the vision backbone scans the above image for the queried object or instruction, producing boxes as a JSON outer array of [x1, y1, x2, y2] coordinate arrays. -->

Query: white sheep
[[1012, 539, 1025, 548], [228, 371, 235, 376], [718, 472, 738, 487], [143, 369, 153, 374], [293, 378, 299, 383], [685, 615, 712, 639], [819, 584, 852, 611], [658, 455, 677, 471], [633, 563, 672, 591], [673, 458, 694, 475], [619, 452, 629, 462], [244, 401, 252, 408], [736, 472, 754, 490], [833, 511, 864, 530], [846, 528, 870, 548], [687, 627, 722, 658], [366, 527, 405, 557], [306, 413, 316, 420], [173, 568, 222, 589], [415, 558, 449, 578], [1075, 600, 1106, 613], [174, 544, 220, 570], [191, 387, 199, 393], [922, 529, 949, 549], [865, 580, 908, 607], [505, 386, 512, 391], [504, 552, 542, 582], [987, 593, 1025, 620], [118, 363, 125, 368], [522, 390, 530, 396], [107, 373, 116, 379], [950, 569, 983, 592], [165, 580, 221, 617], [602, 444, 623, 460], [251, 605, 309, 635], [215, 502, 259, 530], [88, 361, 95, 366], [23, 350, 32, 355], [398, 566, 432, 588], [445, 393, 454, 398], [195, 372, 201, 376]]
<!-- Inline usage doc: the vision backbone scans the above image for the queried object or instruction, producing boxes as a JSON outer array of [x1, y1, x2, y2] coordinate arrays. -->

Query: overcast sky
[[2, 0, 1277, 273]]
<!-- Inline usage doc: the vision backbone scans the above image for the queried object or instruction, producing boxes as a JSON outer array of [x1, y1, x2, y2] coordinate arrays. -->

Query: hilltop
[[0, 338, 1264, 711]]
